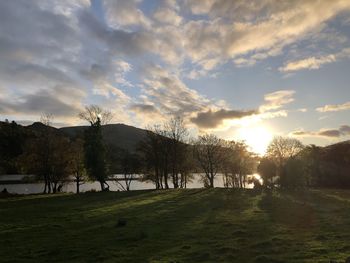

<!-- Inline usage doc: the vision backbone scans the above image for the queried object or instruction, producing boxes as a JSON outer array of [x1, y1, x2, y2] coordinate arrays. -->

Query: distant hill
[[60, 123, 148, 152]]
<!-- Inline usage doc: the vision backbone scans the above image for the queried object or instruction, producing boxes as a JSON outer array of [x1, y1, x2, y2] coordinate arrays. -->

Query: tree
[[116, 150, 141, 191], [221, 141, 256, 188], [79, 105, 111, 191], [20, 123, 71, 194], [257, 157, 276, 188], [266, 136, 304, 188], [50, 136, 72, 193], [164, 117, 189, 188], [0, 121, 26, 174], [138, 126, 169, 189], [281, 158, 307, 189], [299, 145, 322, 187], [193, 134, 224, 188], [78, 105, 113, 125], [69, 139, 87, 194]]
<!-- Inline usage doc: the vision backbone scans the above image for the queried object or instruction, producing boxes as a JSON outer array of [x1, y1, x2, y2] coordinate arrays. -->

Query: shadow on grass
[[2, 189, 350, 262]]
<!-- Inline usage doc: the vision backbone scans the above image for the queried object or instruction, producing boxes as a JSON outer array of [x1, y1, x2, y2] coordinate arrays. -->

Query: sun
[[236, 125, 273, 156]]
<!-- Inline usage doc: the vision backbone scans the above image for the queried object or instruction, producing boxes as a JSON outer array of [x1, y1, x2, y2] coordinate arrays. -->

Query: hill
[[60, 123, 148, 152]]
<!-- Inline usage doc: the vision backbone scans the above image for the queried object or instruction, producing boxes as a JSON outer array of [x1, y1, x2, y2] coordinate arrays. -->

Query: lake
[[0, 174, 223, 194], [0, 174, 256, 194]]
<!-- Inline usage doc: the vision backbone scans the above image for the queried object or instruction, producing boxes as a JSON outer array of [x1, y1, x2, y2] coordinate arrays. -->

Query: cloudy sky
[[1, 0, 350, 154]]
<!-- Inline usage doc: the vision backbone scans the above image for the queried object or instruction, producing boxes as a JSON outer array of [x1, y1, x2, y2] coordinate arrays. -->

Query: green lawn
[[1, 188, 350, 262]]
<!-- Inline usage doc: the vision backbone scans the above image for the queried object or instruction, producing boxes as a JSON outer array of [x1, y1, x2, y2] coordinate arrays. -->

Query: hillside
[[60, 123, 148, 152]]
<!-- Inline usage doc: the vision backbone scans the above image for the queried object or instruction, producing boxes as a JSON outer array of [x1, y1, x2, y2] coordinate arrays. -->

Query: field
[[1, 188, 350, 262]]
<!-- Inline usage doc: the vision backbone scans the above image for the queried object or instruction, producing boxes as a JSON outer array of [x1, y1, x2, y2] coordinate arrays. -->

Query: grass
[[1, 188, 350, 262]]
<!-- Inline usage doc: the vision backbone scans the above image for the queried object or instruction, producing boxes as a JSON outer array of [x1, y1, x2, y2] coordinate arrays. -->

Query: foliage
[[193, 134, 224, 188], [0, 121, 27, 174], [83, 118, 108, 191], [257, 158, 276, 188]]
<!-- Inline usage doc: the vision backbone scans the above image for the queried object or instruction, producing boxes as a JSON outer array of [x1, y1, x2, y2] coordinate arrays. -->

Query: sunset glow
[[237, 125, 273, 156]]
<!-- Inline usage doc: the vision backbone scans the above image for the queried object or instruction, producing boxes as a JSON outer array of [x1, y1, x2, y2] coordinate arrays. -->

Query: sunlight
[[236, 125, 273, 155], [253, 173, 263, 185]]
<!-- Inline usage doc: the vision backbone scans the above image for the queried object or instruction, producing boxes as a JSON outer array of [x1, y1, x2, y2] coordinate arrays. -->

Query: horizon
[[3, 119, 350, 157], [1, 0, 350, 155]]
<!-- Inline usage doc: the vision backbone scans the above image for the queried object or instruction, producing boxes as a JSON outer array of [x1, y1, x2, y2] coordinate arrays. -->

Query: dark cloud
[[191, 109, 258, 129], [339, 125, 350, 135], [0, 91, 81, 117], [318, 129, 341, 137], [130, 104, 159, 114], [291, 125, 350, 138], [78, 9, 154, 56]]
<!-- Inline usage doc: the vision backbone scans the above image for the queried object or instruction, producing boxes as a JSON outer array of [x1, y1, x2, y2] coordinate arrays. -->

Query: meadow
[[1, 188, 350, 262]]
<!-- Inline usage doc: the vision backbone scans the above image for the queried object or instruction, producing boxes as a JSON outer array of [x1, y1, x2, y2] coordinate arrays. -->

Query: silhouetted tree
[[299, 145, 322, 187], [20, 116, 71, 193], [79, 105, 111, 191], [50, 136, 72, 193], [221, 141, 256, 188], [266, 136, 304, 187], [116, 150, 141, 191], [193, 134, 224, 188], [257, 157, 276, 188], [164, 117, 189, 188], [69, 139, 87, 194], [281, 157, 307, 189], [138, 126, 169, 189], [0, 120, 26, 174]]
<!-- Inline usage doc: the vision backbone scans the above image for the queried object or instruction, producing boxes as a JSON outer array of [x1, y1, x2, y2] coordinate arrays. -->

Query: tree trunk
[[209, 175, 214, 188], [52, 182, 57, 193], [43, 179, 47, 194], [164, 174, 169, 189], [76, 177, 80, 194], [47, 179, 52, 193], [99, 180, 105, 191]]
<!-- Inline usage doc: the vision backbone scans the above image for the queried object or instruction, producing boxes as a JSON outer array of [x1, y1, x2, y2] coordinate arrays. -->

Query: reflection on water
[[0, 174, 256, 194]]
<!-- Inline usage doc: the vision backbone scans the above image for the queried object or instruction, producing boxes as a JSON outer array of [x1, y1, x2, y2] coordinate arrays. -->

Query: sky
[[0, 0, 350, 154]]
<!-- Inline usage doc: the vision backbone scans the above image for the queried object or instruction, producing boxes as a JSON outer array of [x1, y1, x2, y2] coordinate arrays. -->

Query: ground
[[1, 188, 350, 262]]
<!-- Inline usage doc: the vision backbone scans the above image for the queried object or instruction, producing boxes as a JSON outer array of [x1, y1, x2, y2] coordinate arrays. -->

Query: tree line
[[1, 105, 350, 193], [259, 136, 350, 189], [0, 106, 257, 193]]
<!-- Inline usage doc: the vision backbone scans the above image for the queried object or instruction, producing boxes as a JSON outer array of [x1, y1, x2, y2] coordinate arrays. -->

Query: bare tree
[[267, 136, 304, 168], [221, 141, 256, 188], [116, 150, 141, 191], [40, 113, 54, 126], [193, 134, 224, 188], [138, 126, 169, 189], [78, 105, 113, 125], [69, 139, 86, 194], [266, 136, 304, 186], [164, 117, 188, 188], [40, 113, 54, 193]]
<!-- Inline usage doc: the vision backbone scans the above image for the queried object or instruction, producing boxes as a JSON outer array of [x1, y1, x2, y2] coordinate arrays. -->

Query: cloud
[[0, 90, 82, 118], [140, 64, 210, 117], [280, 54, 336, 72], [316, 101, 350, 112], [260, 90, 295, 112], [130, 103, 159, 114], [189, 89, 295, 129], [102, 0, 151, 29], [280, 48, 350, 72], [0, 0, 349, 130], [154, 8, 183, 26], [191, 109, 258, 129], [291, 125, 350, 138], [182, 0, 350, 71]]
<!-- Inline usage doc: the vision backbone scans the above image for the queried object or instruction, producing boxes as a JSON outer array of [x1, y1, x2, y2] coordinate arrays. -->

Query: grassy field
[[1, 189, 350, 263]]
